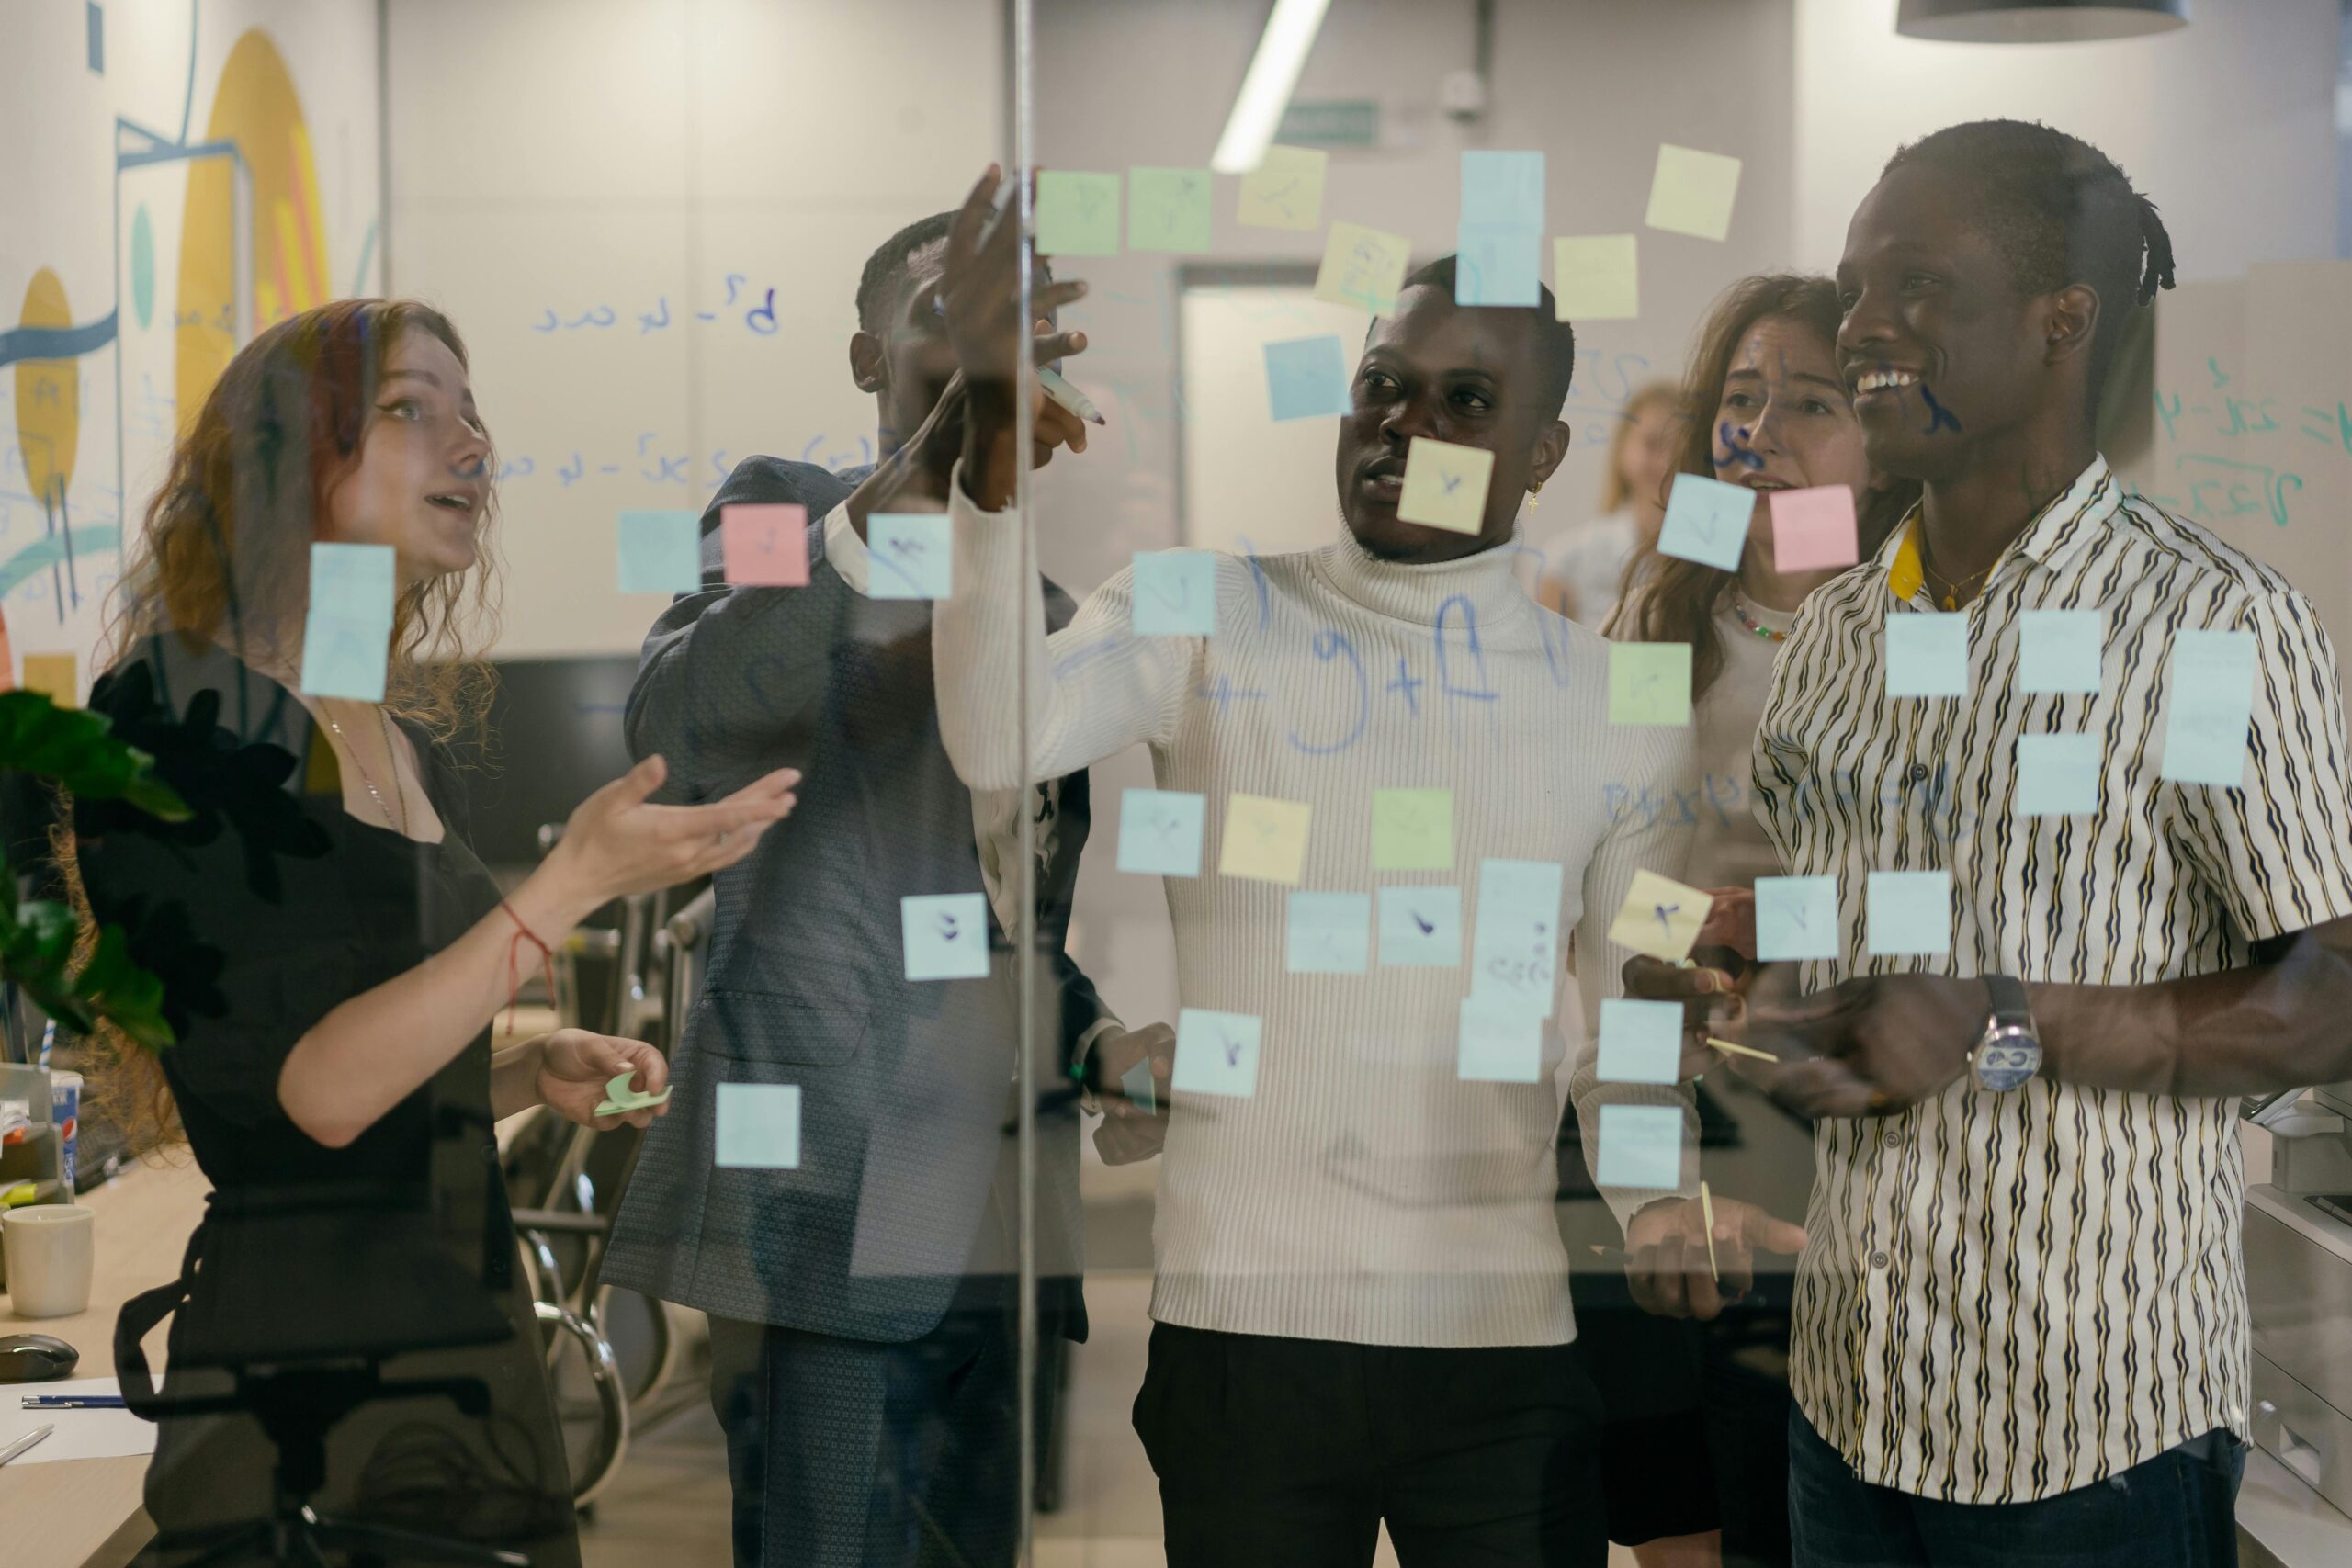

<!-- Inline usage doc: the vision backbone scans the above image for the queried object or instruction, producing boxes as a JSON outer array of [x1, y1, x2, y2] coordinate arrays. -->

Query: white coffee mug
[[3, 1204, 95, 1319]]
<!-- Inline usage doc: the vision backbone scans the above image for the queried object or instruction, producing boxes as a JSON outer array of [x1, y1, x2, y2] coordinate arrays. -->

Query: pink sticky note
[[1769, 486, 1859, 572], [721, 503, 809, 586]]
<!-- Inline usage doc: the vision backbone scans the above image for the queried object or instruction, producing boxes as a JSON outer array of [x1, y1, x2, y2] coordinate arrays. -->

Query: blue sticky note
[[1457, 996, 1544, 1084], [617, 510, 701, 594], [2160, 629, 2257, 786], [1755, 875, 1839, 962], [900, 892, 990, 981], [2018, 609, 2103, 695], [1597, 998, 1682, 1086], [1287, 890, 1372, 975], [1132, 550, 1217, 637], [868, 513, 953, 599], [1263, 334, 1353, 421], [1377, 885, 1462, 968], [1657, 472, 1752, 571], [1119, 1056, 1157, 1116], [715, 1083, 801, 1168], [2018, 733, 2100, 817], [1455, 225, 1543, 307], [1596, 1103, 1684, 1190], [1866, 871, 1951, 957], [300, 543, 395, 701], [1172, 1008, 1262, 1100], [1470, 858, 1565, 1017], [1885, 613, 1968, 698], [1116, 788, 1206, 876], [1461, 150, 1545, 228]]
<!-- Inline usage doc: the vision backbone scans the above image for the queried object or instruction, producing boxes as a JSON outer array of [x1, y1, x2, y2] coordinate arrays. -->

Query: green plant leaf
[[0, 691, 190, 821]]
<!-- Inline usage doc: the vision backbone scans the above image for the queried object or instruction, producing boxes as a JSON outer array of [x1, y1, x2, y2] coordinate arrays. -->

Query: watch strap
[[1983, 973, 2031, 1029]]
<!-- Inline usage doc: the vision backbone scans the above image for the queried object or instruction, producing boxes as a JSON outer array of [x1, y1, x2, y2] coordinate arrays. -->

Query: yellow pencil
[[1700, 1179, 1720, 1282], [1707, 1036, 1778, 1063]]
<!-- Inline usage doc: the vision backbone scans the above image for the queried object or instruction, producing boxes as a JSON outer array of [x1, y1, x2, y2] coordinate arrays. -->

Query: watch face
[[1975, 1037, 2041, 1092]]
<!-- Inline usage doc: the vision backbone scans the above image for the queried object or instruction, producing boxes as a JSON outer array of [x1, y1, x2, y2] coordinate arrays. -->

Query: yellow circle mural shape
[[15, 268, 80, 509], [175, 28, 330, 432]]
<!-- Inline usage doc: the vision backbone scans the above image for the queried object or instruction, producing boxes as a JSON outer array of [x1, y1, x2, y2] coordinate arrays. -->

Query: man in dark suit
[[601, 212, 1170, 1568]]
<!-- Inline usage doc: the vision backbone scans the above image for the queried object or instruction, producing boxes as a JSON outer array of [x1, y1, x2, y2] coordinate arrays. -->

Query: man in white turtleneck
[[926, 169, 1716, 1568]]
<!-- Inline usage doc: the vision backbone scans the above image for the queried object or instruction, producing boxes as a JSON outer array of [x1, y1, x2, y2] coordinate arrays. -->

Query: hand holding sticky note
[[594, 1069, 673, 1118], [1608, 869, 1713, 962], [1398, 436, 1494, 535]]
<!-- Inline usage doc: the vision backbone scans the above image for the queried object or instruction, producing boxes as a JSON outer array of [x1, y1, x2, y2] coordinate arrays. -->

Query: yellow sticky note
[[1397, 436, 1493, 535], [1313, 221, 1411, 315], [1237, 145, 1326, 231], [1607, 869, 1713, 962], [1372, 787, 1453, 871], [1219, 793, 1312, 886], [1608, 642, 1692, 726], [1552, 235, 1639, 321], [21, 653, 76, 707], [1645, 144, 1741, 242]]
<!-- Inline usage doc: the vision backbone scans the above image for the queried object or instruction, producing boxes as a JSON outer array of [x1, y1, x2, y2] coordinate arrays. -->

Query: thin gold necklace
[[1918, 536, 1996, 612], [323, 705, 409, 836]]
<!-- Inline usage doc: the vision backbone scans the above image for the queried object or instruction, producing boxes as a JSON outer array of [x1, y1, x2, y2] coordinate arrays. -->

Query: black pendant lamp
[[1895, 0, 2188, 42]]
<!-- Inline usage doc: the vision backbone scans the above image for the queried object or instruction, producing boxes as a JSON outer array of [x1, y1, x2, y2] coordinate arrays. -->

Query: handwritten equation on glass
[[529, 271, 782, 336]]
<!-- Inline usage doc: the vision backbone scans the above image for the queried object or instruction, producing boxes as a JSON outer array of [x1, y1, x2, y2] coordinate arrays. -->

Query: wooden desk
[[0, 1156, 212, 1568]]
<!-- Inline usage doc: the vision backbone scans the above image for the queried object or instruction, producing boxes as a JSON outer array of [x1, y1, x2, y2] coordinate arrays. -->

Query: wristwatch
[[1971, 974, 2041, 1091]]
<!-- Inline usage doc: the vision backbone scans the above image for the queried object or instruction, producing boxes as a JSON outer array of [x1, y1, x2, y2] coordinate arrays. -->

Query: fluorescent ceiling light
[[1210, 0, 1335, 175]]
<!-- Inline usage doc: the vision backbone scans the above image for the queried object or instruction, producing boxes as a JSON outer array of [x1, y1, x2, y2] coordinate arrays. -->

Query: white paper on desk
[[0, 1377, 156, 1463]]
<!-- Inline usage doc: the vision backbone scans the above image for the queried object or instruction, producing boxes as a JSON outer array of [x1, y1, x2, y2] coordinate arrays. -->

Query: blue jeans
[[1787, 1405, 2245, 1567]]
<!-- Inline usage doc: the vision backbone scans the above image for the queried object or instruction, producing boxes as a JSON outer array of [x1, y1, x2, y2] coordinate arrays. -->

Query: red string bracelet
[[499, 898, 556, 1038]]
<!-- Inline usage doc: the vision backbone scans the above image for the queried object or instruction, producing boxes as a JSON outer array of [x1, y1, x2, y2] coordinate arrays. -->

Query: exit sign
[[1275, 99, 1380, 147]]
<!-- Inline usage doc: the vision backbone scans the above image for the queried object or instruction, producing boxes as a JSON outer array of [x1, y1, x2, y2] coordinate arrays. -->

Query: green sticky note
[[1397, 435, 1493, 535], [1286, 890, 1371, 975], [1457, 995, 1544, 1084], [1036, 170, 1121, 256], [595, 1069, 673, 1116], [2160, 628, 2257, 787], [1885, 613, 1968, 698], [1597, 1103, 1684, 1190], [1372, 787, 1453, 871], [1645, 143, 1741, 241], [1128, 166, 1213, 254], [1609, 642, 1692, 726], [2018, 610, 2103, 694], [1379, 885, 1462, 968], [2018, 732, 2101, 817], [715, 1083, 800, 1168], [1866, 870, 1951, 957]]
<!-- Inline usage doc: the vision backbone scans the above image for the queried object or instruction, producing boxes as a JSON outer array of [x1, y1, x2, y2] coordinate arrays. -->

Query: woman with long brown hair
[[71, 299, 797, 1562]]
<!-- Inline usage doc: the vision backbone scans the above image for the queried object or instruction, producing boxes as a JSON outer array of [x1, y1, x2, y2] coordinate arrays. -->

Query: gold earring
[[1526, 484, 1542, 513]]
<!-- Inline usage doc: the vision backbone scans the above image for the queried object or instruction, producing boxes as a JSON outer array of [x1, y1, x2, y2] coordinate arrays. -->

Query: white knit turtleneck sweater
[[934, 479, 1697, 1348]]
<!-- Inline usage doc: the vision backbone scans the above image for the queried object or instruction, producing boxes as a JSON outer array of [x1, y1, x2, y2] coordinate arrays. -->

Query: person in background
[[70, 299, 795, 1565], [1530, 381, 1679, 625], [600, 209, 1169, 1568], [1582, 275, 1916, 1568]]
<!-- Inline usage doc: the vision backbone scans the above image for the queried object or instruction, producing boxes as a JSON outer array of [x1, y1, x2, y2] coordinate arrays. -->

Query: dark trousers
[[707, 1307, 1057, 1568], [1131, 1321, 1609, 1568], [1787, 1405, 2245, 1567]]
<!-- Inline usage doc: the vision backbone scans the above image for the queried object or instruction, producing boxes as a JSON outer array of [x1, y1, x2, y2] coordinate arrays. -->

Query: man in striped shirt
[[1638, 120, 2352, 1564]]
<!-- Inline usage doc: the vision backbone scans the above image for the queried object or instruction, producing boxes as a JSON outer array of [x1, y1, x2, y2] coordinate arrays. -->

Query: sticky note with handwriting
[[1131, 549, 1218, 637], [1609, 642, 1692, 727], [1769, 486, 1859, 572], [1172, 1007, 1261, 1100], [1398, 436, 1494, 535], [1372, 787, 1453, 871], [867, 513, 953, 599], [2018, 732, 2101, 817], [617, 510, 702, 594], [1866, 870, 1951, 957], [1117, 788, 1206, 877], [1645, 144, 1741, 241], [1457, 996, 1544, 1084], [715, 1083, 801, 1169], [1597, 998, 1682, 1085], [1755, 874, 1838, 962], [300, 542, 395, 702], [1237, 144, 1327, 231], [1219, 793, 1312, 885], [1264, 334, 1354, 422], [20, 653, 76, 708], [1129, 166, 1213, 254], [1607, 869, 1713, 962], [2160, 629, 2257, 787], [900, 892, 990, 981], [721, 502, 809, 586], [1378, 885, 1462, 968], [1035, 170, 1121, 255], [1657, 471, 1751, 571], [2018, 609, 2102, 695], [1286, 890, 1372, 975], [1456, 225, 1542, 307], [1470, 858, 1564, 1017], [1551, 235, 1639, 321], [1313, 220, 1411, 315], [1597, 1103, 1684, 1190], [1884, 613, 1968, 698]]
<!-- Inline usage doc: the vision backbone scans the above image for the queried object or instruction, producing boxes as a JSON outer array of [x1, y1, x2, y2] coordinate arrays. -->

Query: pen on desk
[[21, 1394, 127, 1409], [0, 1424, 51, 1467]]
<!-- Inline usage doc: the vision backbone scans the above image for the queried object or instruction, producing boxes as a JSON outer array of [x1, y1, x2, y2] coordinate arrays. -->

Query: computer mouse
[[0, 1333, 78, 1382]]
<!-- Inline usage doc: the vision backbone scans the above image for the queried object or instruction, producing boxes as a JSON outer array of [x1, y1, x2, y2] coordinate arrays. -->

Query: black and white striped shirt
[[1752, 457, 2352, 1503]]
